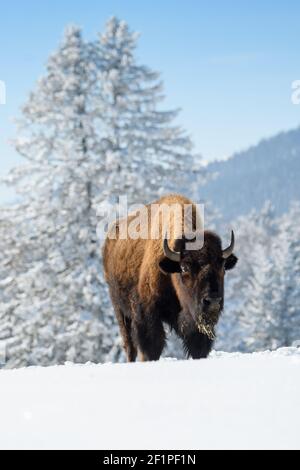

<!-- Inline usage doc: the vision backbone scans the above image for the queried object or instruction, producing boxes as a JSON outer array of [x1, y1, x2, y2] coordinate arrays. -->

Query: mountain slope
[[200, 127, 300, 222], [0, 348, 299, 450]]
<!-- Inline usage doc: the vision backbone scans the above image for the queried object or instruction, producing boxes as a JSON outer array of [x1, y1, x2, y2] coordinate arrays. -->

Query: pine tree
[[93, 17, 195, 206], [93, 17, 198, 359], [1, 20, 200, 367], [2, 26, 118, 367], [217, 201, 300, 353], [216, 203, 277, 352], [240, 203, 300, 352], [242, 244, 281, 351], [274, 202, 300, 345]]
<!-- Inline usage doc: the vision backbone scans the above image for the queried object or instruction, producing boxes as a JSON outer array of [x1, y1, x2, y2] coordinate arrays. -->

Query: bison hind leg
[[115, 308, 137, 363]]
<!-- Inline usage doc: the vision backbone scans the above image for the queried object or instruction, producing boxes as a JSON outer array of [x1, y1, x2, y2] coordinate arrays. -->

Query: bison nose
[[202, 296, 222, 309]]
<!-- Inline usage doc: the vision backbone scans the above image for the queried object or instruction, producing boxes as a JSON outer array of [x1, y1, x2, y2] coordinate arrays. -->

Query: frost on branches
[[216, 202, 300, 353], [93, 17, 195, 205], [0, 19, 199, 368]]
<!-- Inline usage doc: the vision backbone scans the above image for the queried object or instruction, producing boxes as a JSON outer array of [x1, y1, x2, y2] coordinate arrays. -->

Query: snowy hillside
[[0, 348, 299, 450], [200, 127, 300, 223]]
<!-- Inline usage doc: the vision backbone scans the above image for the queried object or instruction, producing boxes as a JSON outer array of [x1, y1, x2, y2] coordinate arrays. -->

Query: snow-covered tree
[[273, 202, 300, 345], [1, 26, 119, 367], [217, 201, 300, 352], [0, 19, 200, 367], [241, 244, 282, 350], [216, 202, 277, 351], [92, 17, 199, 359], [93, 17, 196, 206], [240, 203, 300, 351]]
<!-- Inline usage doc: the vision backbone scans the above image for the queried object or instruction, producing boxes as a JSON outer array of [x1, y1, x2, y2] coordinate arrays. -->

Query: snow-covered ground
[[0, 348, 299, 450]]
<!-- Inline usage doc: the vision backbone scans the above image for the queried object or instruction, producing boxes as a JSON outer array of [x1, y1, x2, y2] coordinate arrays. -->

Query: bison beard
[[103, 194, 238, 362], [197, 321, 216, 341]]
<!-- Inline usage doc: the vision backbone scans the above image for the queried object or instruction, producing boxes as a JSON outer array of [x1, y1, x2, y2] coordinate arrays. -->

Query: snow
[[0, 348, 299, 450]]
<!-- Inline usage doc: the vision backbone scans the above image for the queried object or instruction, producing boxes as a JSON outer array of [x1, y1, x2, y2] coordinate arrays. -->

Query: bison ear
[[224, 254, 238, 271], [159, 258, 181, 275]]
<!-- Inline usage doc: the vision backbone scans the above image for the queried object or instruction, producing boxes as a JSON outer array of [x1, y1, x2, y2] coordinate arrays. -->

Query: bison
[[103, 194, 238, 361]]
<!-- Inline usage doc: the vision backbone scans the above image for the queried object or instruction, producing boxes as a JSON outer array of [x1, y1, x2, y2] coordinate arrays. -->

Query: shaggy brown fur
[[103, 194, 237, 362]]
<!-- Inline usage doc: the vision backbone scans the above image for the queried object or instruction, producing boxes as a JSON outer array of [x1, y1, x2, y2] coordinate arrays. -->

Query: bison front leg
[[182, 330, 213, 359], [133, 308, 166, 362]]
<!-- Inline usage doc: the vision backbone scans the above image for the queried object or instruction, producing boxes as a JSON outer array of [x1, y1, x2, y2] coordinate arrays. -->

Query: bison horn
[[163, 236, 181, 262], [222, 231, 235, 259]]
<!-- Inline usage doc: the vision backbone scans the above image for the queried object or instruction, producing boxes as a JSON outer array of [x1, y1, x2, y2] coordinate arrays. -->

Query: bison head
[[159, 230, 238, 339]]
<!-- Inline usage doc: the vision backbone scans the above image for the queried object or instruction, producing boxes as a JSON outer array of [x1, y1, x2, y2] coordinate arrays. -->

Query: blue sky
[[1, 0, 300, 202]]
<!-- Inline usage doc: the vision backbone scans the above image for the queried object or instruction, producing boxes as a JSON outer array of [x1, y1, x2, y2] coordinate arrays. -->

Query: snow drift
[[0, 347, 299, 450]]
